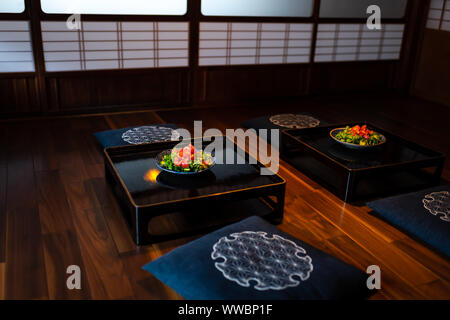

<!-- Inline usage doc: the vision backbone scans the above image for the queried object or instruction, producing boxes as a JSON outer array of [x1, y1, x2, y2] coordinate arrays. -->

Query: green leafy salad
[[335, 125, 384, 146], [159, 144, 214, 172]]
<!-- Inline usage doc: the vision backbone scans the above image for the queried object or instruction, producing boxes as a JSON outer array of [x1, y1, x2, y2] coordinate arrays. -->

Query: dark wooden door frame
[[396, 0, 430, 94], [409, 0, 432, 94]]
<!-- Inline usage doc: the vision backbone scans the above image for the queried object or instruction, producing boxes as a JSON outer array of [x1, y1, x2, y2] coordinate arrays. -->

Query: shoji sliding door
[[0, 0, 40, 115], [39, 0, 191, 112], [0, 0, 420, 117]]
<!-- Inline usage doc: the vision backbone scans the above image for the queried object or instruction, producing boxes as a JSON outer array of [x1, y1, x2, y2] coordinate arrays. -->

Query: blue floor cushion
[[241, 113, 325, 146], [94, 123, 180, 148], [143, 216, 371, 300], [367, 185, 450, 259]]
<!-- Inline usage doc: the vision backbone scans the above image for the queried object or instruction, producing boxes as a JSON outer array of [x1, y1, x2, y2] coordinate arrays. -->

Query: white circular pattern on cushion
[[211, 231, 313, 291], [423, 191, 450, 222], [269, 114, 320, 129], [121, 126, 180, 145]]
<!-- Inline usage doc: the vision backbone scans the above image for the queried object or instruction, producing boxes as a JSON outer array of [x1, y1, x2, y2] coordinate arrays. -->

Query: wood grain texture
[[105, 111, 165, 130], [120, 249, 183, 300], [6, 206, 49, 300], [324, 236, 425, 300], [37, 170, 78, 234], [194, 65, 309, 105], [298, 188, 438, 287], [412, 29, 450, 107], [84, 178, 136, 254], [35, 170, 91, 299], [1, 96, 449, 299], [271, 154, 435, 299], [0, 77, 39, 116], [5, 123, 48, 299], [42, 231, 91, 299], [0, 263, 4, 300], [418, 280, 450, 300], [0, 126, 6, 262], [45, 70, 190, 112]]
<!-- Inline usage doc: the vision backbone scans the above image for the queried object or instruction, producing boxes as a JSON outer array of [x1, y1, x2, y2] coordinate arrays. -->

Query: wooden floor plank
[[37, 171, 78, 234], [1, 96, 449, 299], [324, 235, 426, 299], [303, 191, 439, 287], [105, 111, 164, 130], [5, 125, 38, 210], [53, 120, 92, 181], [5, 123, 48, 299], [120, 249, 183, 300], [0, 126, 6, 262], [63, 180, 94, 214], [418, 280, 450, 300], [84, 178, 136, 254], [392, 238, 450, 283], [68, 117, 110, 167], [32, 121, 60, 172], [6, 206, 48, 299], [0, 263, 4, 300], [35, 170, 91, 299], [42, 231, 91, 299], [55, 118, 138, 294], [302, 179, 450, 285], [71, 206, 135, 299], [308, 181, 412, 243]]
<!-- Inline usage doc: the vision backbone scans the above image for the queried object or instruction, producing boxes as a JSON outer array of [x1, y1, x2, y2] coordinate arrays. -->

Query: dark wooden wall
[[44, 69, 190, 113], [309, 61, 398, 94], [0, 75, 40, 114], [193, 64, 310, 105], [412, 28, 450, 107], [0, 0, 427, 118]]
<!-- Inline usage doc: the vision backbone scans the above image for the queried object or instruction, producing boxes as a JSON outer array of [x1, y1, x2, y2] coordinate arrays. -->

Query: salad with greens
[[335, 125, 384, 146], [159, 144, 214, 173]]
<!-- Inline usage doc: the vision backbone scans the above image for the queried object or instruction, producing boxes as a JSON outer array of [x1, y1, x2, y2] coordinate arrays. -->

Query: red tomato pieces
[[173, 144, 200, 166], [349, 124, 373, 140]]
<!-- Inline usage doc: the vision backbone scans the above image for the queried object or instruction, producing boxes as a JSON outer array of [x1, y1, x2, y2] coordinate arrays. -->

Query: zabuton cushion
[[241, 113, 325, 146], [367, 185, 450, 259], [142, 216, 371, 300], [94, 124, 179, 148]]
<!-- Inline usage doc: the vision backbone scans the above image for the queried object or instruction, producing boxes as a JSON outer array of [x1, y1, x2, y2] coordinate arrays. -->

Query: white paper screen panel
[[40, 0, 187, 16], [0, 0, 24, 13], [41, 21, 189, 72], [426, 0, 450, 31], [314, 24, 404, 62], [0, 21, 35, 72], [199, 22, 313, 66], [201, 0, 313, 17]]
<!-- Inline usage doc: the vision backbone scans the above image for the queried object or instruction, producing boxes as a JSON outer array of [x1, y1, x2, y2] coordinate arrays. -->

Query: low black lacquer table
[[104, 136, 286, 245], [281, 123, 445, 202]]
